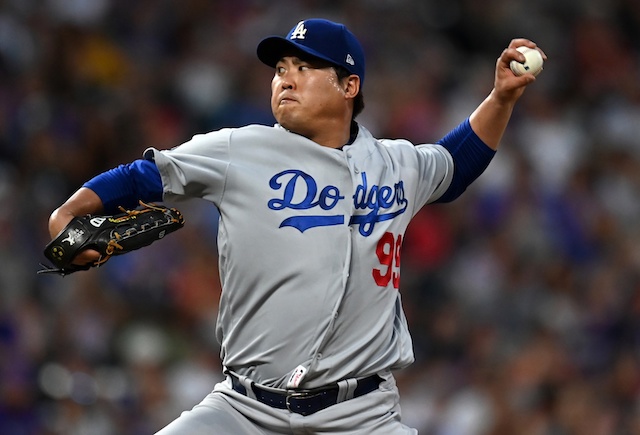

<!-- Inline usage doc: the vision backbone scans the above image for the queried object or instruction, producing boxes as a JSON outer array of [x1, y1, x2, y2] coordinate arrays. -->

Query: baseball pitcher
[[44, 18, 545, 434]]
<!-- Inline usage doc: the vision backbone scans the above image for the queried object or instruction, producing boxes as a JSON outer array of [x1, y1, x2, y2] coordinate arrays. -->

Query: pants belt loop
[[336, 378, 358, 403], [239, 375, 257, 400]]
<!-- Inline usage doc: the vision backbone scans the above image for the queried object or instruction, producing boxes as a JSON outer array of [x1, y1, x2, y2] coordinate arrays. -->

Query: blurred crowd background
[[2, 0, 640, 434]]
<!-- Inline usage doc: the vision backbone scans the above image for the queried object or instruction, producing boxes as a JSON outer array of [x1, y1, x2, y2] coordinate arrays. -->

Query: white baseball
[[509, 46, 543, 77]]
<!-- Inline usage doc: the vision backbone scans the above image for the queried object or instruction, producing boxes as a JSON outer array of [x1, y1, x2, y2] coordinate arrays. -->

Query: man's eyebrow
[[277, 55, 331, 68], [278, 56, 305, 64]]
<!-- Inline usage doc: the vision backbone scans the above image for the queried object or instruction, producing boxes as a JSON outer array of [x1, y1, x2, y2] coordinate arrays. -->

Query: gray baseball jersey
[[144, 123, 453, 390]]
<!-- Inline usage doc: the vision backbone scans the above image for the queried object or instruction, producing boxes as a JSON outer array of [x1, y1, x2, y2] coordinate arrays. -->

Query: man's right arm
[[48, 187, 105, 239], [48, 187, 105, 266], [48, 158, 164, 264]]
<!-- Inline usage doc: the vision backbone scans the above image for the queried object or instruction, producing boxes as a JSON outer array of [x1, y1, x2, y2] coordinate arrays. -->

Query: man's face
[[270, 55, 349, 138]]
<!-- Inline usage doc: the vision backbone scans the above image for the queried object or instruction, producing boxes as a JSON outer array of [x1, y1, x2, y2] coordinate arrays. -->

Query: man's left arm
[[433, 39, 545, 203]]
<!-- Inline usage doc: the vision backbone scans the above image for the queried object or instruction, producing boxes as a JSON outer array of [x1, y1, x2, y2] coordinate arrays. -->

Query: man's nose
[[281, 77, 294, 89]]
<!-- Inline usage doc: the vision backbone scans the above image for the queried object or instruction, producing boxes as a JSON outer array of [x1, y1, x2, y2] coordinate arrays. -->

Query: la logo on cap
[[290, 21, 307, 40]]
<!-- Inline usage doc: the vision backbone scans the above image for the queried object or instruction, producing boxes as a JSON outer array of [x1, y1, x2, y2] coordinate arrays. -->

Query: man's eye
[[298, 65, 309, 71], [276, 66, 285, 74]]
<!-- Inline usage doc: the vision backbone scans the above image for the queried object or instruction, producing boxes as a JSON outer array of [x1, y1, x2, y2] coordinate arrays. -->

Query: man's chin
[[275, 116, 299, 132]]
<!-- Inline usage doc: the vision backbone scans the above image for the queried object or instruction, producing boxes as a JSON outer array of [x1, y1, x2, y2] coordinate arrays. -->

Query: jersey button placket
[[345, 150, 360, 174]]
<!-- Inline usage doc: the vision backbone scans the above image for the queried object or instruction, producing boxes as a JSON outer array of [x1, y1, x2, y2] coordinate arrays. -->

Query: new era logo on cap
[[257, 18, 366, 87]]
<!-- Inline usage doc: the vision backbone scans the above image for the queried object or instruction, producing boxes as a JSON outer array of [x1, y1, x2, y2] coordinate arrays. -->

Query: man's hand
[[493, 38, 547, 105], [469, 38, 547, 150]]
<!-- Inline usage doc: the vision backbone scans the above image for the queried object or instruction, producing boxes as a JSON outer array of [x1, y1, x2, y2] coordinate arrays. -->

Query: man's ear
[[344, 75, 360, 98]]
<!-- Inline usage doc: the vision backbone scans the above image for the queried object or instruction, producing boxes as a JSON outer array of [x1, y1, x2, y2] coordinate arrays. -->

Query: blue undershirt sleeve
[[83, 159, 164, 214], [434, 118, 496, 203]]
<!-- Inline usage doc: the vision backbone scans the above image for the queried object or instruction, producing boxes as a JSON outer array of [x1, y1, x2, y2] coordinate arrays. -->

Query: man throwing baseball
[[46, 18, 546, 434]]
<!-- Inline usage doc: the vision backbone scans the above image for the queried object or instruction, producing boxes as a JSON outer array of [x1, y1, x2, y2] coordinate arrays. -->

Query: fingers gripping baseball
[[493, 39, 547, 102]]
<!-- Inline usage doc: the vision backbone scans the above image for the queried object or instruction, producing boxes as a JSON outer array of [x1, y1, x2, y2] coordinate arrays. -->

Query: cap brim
[[257, 36, 339, 68]]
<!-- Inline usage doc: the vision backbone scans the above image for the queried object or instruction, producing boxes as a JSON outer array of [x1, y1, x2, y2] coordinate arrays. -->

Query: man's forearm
[[468, 89, 516, 151], [48, 187, 104, 238]]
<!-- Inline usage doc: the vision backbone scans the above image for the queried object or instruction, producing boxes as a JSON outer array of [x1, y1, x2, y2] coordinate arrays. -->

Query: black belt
[[230, 374, 382, 416]]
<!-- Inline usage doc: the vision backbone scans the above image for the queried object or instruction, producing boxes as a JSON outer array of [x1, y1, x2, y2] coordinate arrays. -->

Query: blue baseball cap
[[257, 18, 366, 86]]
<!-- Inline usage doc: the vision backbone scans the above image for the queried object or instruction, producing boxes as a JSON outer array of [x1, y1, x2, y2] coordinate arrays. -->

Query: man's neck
[[307, 121, 358, 149]]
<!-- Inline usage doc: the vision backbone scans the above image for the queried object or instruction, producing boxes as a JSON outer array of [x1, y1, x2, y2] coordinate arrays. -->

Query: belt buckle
[[285, 391, 310, 413]]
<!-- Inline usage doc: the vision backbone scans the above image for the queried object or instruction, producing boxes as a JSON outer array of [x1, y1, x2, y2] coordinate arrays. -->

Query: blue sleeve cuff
[[83, 159, 164, 214], [435, 118, 496, 203]]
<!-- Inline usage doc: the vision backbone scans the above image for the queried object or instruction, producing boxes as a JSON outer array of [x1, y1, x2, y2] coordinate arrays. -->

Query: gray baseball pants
[[155, 373, 418, 434]]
